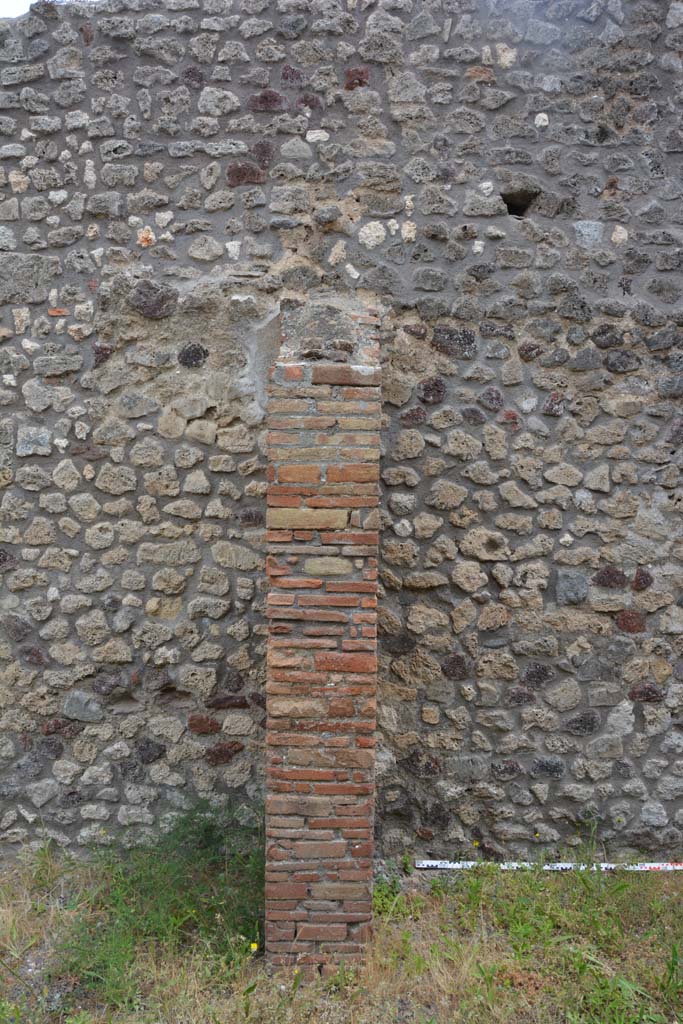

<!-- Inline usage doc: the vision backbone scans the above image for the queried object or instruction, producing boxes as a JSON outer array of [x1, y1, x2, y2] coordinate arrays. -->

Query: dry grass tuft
[[1, 839, 681, 1024]]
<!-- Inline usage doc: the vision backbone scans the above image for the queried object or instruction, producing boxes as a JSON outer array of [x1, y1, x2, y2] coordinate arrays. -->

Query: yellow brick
[[266, 508, 349, 529]]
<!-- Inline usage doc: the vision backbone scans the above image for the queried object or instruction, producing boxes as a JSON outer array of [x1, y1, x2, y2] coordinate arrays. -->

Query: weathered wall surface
[[0, 0, 681, 859]]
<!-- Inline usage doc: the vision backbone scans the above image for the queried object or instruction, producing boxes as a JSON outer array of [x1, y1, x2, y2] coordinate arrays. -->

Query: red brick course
[[265, 306, 380, 968]]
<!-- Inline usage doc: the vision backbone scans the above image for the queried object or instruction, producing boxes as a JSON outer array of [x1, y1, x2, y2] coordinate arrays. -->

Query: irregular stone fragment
[[460, 528, 510, 561], [126, 279, 178, 319], [63, 691, 104, 723]]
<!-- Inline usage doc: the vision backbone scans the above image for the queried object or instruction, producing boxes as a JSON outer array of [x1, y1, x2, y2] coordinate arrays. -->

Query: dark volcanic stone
[[404, 324, 427, 339], [604, 349, 641, 373], [477, 386, 504, 412], [118, 758, 145, 782], [518, 341, 543, 361], [565, 710, 601, 735], [181, 66, 205, 89], [384, 632, 417, 656], [178, 343, 209, 368], [136, 738, 166, 764], [441, 652, 468, 680], [126, 279, 178, 319], [39, 736, 64, 758], [20, 646, 49, 667], [491, 759, 523, 781], [462, 406, 487, 425], [402, 749, 441, 778], [529, 756, 565, 779], [666, 418, 683, 447], [0, 548, 18, 573], [219, 667, 246, 693], [277, 14, 307, 40], [431, 325, 477, 360], [591, 323, 622, 349], [506, 686, 536, 706], [236, 507, 263, 526], [522, 663, 555, 688], [93, 343, 114, 367], [4, 613, 35, 642], [92, 671, 130, 697]]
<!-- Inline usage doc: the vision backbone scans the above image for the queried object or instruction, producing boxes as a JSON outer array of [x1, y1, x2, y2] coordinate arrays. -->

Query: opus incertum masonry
[[0, 0, 683, 967]]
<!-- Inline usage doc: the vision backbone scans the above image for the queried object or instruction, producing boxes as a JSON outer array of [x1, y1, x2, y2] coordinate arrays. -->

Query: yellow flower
[[293, 967, 300, 975], [250, 942, 258, 952], [473, 840, 479, 848]]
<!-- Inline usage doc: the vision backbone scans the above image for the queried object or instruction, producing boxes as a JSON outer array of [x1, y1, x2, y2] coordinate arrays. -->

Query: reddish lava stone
[[226, 161, 266, 187], [400, 406, 427, 425], [296, 92, 323, 111], [542, 391, 564, 416], [632, 567, 654, 591], [42, 718, 81, 738], [417, 376, 446, 404], [247, 89, 288, 112], [616, 609, 646, 633], [281, 63, 304, 84], [593, 566, 628, 588], [518, 341, 543, 361], [499, 409, 522, 430], [344, 66, 369, 90], [205, 741, 244, 766], [478, 386, 504, 412], [628, 682, 666, 703], [206, 692, 250, 709], [252, 139, 275, 169], [188, 714, 221, 735]]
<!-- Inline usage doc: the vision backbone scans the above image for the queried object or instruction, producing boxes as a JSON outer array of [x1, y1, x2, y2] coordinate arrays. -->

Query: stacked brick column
[[264, 301, 381, 967]]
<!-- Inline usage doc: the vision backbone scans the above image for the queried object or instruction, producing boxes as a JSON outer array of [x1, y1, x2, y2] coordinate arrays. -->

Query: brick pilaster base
[[264, 301, 381, 967]]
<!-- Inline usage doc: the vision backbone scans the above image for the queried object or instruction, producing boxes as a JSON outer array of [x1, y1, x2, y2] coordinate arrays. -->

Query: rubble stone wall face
[[0, 0, 682, 865]]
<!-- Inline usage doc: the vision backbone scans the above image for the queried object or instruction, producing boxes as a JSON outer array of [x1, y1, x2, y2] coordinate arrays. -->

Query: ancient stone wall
[[0, 0, 682, 868]]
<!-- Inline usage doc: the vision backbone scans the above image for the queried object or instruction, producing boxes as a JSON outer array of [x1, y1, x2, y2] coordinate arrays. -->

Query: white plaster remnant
[[328, 240, 346, 265], [496, 43, 517, 67], [358, 221, 386, 248]]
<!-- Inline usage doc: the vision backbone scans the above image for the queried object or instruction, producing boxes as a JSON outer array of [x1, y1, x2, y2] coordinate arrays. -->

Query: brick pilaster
[[264, 301, 381, 967]]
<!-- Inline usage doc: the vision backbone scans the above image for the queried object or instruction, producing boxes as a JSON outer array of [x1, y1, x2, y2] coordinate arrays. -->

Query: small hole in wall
[[500, 189, 538, 217]]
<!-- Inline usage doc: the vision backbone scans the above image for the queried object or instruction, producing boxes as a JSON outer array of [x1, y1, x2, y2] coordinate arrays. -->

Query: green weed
[[57, 802, 264, 1011], [372, 877, 411, 920]]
